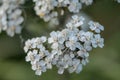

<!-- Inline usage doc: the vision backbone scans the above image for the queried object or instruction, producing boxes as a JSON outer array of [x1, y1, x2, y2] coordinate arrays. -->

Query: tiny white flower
[[92, 34, 104, 48], [58, 68, 64, 74], [40, 36, 47, 43], [35, 69, 42, 76], [75, 64, 82, 73], [77, 49, 89, 58], [78, 30, 93, 42], [80, 0, 93, 5], [88, 21, 104, 33], [72, 15, 85, 27], [68, 0, 82, 13], [51, 42, 59, 49], [65, 35, 78, 50]]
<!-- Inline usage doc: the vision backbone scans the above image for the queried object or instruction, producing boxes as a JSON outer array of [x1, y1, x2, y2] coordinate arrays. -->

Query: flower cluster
[[0, 0, 24, 37], [33, 0, 93, 25], [24, 36, 53, 75], [24, 15, 104, 76]]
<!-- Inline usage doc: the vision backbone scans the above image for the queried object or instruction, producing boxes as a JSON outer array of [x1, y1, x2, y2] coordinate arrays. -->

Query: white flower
[[92, 34, 104, 48], [48, 31, 58, 43], [26, 51, 35, 62], [72, 15, 85, 27], [77, 49, 89, 58], [80, 0, 93, 5], [68, 0, 82, 13], [48, 31, 59, 49], [88, 21, 104, 33], [58, 68, 64, 74], [75, 64, 82, 73], [65, 34, 79, 50], [78, 30, 93, 42], [40, 36, 47, 43], [48, 31, 65, 49], [84, 42, 92, 51]]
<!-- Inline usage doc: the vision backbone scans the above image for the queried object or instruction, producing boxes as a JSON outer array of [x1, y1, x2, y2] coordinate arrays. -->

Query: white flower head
[[33, 0, 93, 25], [0, 0, 24, 37], [24, 15, 104, 76]]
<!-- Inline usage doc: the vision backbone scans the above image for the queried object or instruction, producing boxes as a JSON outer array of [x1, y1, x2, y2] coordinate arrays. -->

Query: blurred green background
[[0, 0, 120, 80]]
